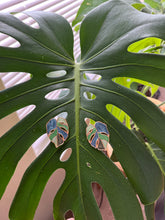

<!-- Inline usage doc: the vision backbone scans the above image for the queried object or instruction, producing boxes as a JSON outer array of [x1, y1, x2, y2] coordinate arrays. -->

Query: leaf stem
[[74, 63, 84, 205], [74, 63, 81, 148]]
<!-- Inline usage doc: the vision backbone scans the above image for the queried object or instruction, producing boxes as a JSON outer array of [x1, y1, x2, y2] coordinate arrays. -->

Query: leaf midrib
[[74, 63, 87, 217]]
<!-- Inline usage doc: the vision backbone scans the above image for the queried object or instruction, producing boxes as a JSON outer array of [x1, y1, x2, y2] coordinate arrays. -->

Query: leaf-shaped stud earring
[[46, 117, 69, 148], [85, 119, 113, 158]]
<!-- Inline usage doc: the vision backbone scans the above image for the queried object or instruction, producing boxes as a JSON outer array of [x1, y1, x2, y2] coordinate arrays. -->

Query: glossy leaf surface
[[0, 1, 165, 219], [72, 0, 109, 27], [72, 0, 141, 27]]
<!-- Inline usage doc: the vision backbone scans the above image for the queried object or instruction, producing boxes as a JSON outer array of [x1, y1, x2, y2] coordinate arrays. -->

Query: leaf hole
[[13, 12, 40, 29], [64, 210, 74, 220], [34, 168, 66, 220], [46, 70, 67, 78], [86, 162, 92, 168], [0, 72, 32, 90], [17, 104, 36, 120], [112, 77, 159, 97], [60, 148, 72, 162], [45, 88, 70, 100], [55, 112, 68, 120], [84, 91, 96, 100], [32, 133, 50, 156], [92, 182, 114, 218], [0, 33, 21, 48], [92, 182, 104, 208], [127, 37, 164, 54], [106, 104, 132, 129], [83, 73, 102, 81], [0, 105, 36, 137]]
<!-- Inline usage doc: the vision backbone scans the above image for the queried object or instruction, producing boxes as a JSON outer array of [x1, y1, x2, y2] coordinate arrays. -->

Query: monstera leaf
[[72, 0, 141, 27], [1, 0, 165, 219]]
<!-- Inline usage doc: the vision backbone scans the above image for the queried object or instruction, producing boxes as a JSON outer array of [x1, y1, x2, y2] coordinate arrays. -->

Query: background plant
[[73, 0, 165, 129], [0, 0, 165, 219]]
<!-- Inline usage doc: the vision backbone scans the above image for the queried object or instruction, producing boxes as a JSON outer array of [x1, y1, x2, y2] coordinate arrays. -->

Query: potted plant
[[0, 0, 165, 219]]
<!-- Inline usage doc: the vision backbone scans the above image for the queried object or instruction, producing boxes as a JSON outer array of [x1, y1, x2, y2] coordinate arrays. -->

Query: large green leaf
[[72, 0, 141, 27], [0, 0, 165, 219]]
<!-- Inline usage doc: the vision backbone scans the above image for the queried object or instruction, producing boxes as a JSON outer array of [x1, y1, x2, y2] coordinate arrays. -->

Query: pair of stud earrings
[[46, 117, 113, 158]]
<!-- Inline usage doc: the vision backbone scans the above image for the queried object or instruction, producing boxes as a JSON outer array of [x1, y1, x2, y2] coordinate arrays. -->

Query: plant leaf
[[144, 0, 162, 10], [80, 0, 165, 203], [72, 0, 109, 27], [72, 0, 141, 27], [145, 203, 155, 220], [9, 141, 144, 220], [146, 141, 165, 175], [0, 1, 165, 219], [132, 3, 146, 11], [80, 0, 165, 144]]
